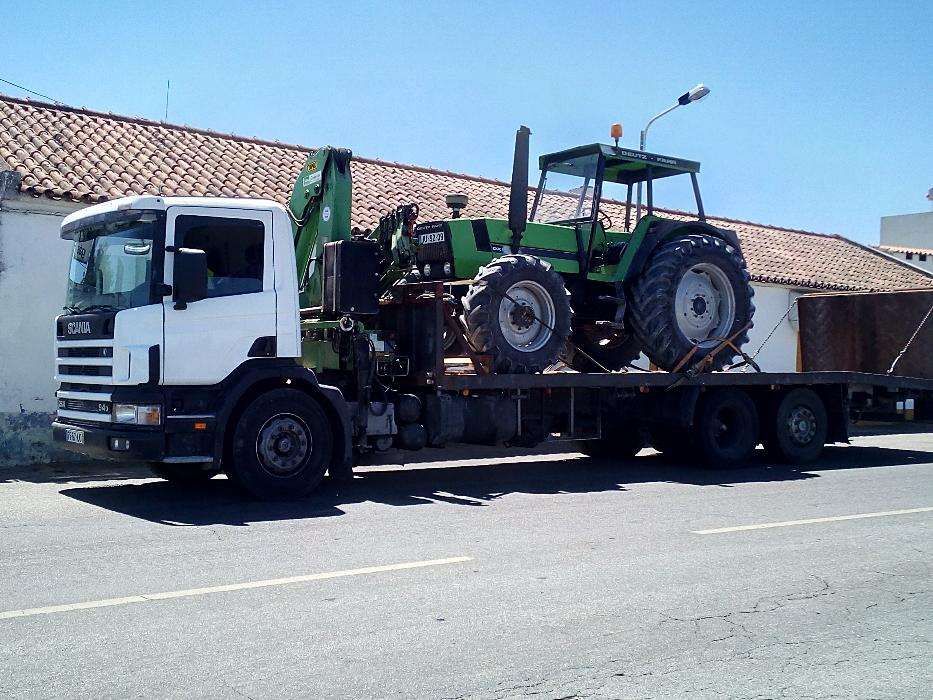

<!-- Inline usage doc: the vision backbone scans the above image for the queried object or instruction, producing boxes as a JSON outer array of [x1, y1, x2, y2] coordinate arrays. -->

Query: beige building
[[877, 211, 933, 274], [2, 94, 932, 464]]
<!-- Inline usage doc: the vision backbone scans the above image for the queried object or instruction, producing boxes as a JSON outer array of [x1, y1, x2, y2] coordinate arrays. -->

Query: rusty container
[[798, 289, 933, 379]]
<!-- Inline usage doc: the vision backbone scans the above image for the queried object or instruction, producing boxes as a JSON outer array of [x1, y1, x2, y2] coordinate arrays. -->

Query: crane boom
[[288, 146, 353, 309]]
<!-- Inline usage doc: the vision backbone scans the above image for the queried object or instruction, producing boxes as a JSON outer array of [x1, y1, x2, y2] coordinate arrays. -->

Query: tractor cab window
[[530, 153, 600, 225], [174, 215, 265, 298]]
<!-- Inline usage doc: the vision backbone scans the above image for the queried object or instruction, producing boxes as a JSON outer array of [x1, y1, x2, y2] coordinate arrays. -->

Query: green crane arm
[[288, 146, 354, 309]]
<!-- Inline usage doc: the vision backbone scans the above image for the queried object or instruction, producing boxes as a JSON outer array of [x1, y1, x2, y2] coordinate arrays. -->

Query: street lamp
[[635, 84, 710, 221]]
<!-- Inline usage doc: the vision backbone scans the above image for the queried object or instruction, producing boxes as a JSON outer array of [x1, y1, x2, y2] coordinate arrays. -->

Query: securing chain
[[887, 300, 933, 375]]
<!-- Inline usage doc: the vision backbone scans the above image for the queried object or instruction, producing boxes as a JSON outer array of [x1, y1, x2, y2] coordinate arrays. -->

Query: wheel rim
[[786, 406, 817, 446], [255, 413, 312, 477], [674, 262, 736, 347], [498, 280, 556, 352]]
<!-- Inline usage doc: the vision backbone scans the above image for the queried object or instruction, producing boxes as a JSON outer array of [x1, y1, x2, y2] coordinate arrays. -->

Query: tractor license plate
[[64, 428, 85, 445], [419, 231, 445, 245]]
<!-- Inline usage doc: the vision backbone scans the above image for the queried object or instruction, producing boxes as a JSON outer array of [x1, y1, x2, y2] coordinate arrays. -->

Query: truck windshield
[[64, 216, 160, 313]]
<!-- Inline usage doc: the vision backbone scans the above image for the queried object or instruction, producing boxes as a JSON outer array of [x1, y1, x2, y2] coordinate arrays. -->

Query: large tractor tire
[[462, 254, 572, 373], [629, 234, 754, 372]]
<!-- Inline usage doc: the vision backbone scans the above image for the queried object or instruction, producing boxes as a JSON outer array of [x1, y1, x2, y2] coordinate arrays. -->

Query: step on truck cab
[[52, 195, 353, 494]]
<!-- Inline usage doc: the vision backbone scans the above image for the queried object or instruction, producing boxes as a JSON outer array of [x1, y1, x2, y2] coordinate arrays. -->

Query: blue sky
[[5, 1, 931, 243]]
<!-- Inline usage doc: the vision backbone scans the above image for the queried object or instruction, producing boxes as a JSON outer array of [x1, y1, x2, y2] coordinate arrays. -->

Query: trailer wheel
[[576, 429, 643, 461], [651, 430, 696, 462], [462, 254, 572, 373], [763, 389, 828, 464], [227, 388, 333, 500], [149, 463, 218, 483], [694, 389, 759, 467], [629, 234, 754, 371]]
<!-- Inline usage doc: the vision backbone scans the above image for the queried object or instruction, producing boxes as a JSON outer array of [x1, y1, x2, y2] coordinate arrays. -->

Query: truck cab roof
[[61, 195, 285, 237]]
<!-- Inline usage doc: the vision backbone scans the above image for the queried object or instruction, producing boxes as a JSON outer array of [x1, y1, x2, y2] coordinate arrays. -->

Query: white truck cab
[[52, 195, 350, 483]]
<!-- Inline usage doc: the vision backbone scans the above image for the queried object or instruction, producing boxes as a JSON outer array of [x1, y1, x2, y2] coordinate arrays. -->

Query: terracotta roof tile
[[1, 93, 931, 292]]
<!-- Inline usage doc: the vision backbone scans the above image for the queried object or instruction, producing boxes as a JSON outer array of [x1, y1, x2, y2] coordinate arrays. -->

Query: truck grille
[[55, 335, 115, 423]]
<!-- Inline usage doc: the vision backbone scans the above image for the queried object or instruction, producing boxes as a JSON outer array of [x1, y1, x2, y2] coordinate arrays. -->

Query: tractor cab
[[529, 143, 705, 233]]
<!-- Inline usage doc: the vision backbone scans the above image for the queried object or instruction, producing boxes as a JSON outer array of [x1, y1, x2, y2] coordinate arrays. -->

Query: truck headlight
[[113, 403, 162, 425]]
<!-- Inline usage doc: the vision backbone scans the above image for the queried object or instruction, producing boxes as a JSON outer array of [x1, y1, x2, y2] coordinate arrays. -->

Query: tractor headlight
[[113, 403, 162, 425], [443, 262, 452, 275], [423, 264, 431, 276]]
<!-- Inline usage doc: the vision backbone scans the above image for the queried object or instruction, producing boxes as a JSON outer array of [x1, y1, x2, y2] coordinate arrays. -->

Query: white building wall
[[0, 195, 86, 465], [743, 283, 803, 373]]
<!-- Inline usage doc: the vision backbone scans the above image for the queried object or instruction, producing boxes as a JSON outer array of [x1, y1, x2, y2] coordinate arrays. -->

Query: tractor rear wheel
[[462, 254, 572, 373], [629, 234, 754, 372]]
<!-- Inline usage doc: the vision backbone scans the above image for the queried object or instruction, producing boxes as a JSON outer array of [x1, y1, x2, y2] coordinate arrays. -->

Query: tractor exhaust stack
[[508, 125, 531, 252]]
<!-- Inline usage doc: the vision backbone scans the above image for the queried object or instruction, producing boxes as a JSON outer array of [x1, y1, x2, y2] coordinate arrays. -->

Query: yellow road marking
[[692, 507, 933, 534], [0, 556, 473, 621]]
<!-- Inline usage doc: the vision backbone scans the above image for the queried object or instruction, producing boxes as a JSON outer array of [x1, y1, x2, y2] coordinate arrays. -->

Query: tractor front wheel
[[629, 234, 754, 372], [462, 254, 572, 373]]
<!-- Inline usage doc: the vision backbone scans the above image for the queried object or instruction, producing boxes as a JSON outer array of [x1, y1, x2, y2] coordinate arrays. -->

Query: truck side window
[[175, 215, 265, 298]]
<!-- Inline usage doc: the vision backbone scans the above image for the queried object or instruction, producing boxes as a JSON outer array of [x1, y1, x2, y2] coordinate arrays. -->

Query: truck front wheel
[[227, 388, 333, 500]]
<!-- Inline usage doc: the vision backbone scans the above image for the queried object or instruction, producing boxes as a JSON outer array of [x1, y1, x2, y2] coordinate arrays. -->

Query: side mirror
[[172, 248, 208, 310]]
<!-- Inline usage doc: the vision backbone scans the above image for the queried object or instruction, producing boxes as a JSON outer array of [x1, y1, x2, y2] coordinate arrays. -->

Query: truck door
[[163, 206, 276, 385]]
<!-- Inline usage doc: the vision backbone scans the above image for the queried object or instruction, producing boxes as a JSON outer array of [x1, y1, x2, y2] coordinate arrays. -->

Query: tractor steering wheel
[[599, 211, 613, 231]]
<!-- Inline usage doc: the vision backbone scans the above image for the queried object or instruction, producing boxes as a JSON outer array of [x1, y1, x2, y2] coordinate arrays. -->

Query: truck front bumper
[[52, 421, 166, 462]]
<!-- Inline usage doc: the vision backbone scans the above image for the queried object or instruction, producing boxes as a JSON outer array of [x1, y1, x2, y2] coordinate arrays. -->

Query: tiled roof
[[2, 94, 931, 293], [878, 244, 933, 256]]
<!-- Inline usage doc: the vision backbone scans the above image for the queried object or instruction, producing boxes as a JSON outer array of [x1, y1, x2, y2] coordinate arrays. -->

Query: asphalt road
[[0, 433, 930, 699]]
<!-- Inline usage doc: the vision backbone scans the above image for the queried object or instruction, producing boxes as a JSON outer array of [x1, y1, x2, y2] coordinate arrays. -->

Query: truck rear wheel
[[629, 234, 754, 371], [694, 389, 759, 467], [763, 388, 828, 464], [227, 388, 333, 500], [462, 254, 572, 373]]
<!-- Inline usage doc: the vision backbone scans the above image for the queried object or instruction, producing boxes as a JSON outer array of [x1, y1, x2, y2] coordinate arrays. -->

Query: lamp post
[[635, 84, 710, 222]]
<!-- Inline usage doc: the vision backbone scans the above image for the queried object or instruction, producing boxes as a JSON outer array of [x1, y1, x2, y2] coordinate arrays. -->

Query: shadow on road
[[58, 441, 931, 527]]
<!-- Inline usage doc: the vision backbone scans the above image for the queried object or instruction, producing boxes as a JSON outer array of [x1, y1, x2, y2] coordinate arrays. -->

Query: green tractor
[[411, 126, 755, 373]]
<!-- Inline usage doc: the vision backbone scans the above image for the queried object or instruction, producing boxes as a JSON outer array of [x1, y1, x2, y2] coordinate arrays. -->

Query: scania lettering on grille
[[67, 321, 92, 335], [420, 232, 445, 245]]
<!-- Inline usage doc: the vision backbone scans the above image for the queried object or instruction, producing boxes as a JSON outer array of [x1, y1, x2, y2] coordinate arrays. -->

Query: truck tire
[[149, 462, 218, 483], [562, 328, 641, 372], [762, 388, 828, 464], [462, 254, 572, 373], [576, 428, 643, 460], [693, 389, 759, 467], [629, 234, 754, 372], [651, 429, 696, 462], [226, 388, 333, 500]]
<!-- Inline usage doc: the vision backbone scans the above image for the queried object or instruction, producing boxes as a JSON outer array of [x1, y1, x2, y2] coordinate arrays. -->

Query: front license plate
[[64, 428, 85, 445], [420, 231, 445, 245]]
